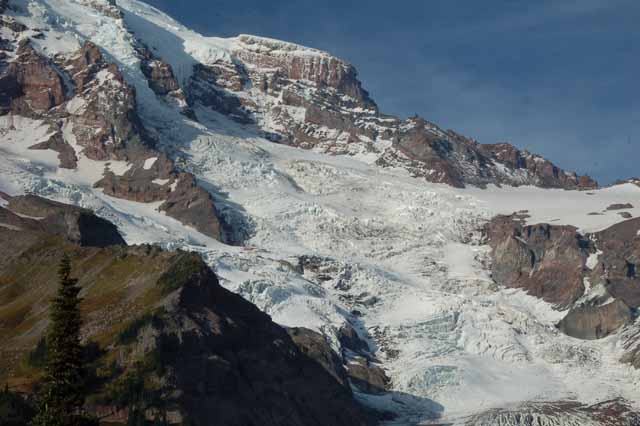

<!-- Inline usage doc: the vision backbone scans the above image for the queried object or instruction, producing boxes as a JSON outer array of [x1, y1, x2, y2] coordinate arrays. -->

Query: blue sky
[[145, 0, 639, 184]]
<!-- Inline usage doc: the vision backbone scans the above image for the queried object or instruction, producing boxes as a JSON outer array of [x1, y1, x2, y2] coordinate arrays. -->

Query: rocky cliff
[[484, 214, 639, 343]]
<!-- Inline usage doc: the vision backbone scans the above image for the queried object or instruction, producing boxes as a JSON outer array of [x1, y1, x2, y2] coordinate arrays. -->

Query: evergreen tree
[[32, 254, 94, 426]]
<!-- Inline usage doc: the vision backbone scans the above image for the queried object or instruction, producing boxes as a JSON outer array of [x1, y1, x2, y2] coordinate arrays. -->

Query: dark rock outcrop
[[591, 218, 640, 308], [481, 143, 598, 189], [485, 214, 640, 341], [187, 63, 252, 123], [346, 357, 390, 395], [288, 327, 349, 386], [96, 155, 223, 240], [607, 203, 634, 211], [1, 42, 66, 116], [558, 300, 633, 340], [2, 194, 125, 247], [377, 118, 598, 189], [159, 174, 224, 241], [484, 214, 591, 307]]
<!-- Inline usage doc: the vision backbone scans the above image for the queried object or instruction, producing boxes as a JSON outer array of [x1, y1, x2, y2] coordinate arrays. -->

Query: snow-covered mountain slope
[[98, 0, 597, 190], [1, 1, 640, 425]]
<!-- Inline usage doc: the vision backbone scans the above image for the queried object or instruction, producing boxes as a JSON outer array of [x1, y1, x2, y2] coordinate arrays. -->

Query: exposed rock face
[[287, 327, 349, 386], [187, 63, 252, 123], [484, 215, 591, 307], [96, 155, 223, 240], [64, 42, 151, 161], [1, 42, 66, 116], [558, 300, 632, 340], [134, 40, 192, 115], [158, 174, 224, 241], [485, 215, 640, 341], [481, 143, 598, 189], [591, 218, 640, 308], [233, 34, 375, 107], [2, 194, 126, 247], [376, 118, 598, 189], [96, 154, 176, 203], [0, 206, 373, 426], [346, 357, 390, 395]]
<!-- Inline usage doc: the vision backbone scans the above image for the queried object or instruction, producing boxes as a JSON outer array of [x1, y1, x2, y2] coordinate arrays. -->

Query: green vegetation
[[156, 252, 203, 295], [27, 338, 48, 369], [0, 242, 197, 424], [32, 255, 97, 426], [116, 309, 166, 346], [0, 385, 36, 426]]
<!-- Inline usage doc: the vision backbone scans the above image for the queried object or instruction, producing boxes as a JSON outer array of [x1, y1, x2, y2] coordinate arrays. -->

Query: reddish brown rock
[[486, 214, 640, 341], [377, 118, 598, 189], [591, 218, 640, 308], [187, 63, 252, 123], [481, 143, 598, 190], [484, 215, 591, 307], [233, 35, 375, 107], [95, 155, 224, 240], [66, 41, 106, 90], [97, 154, 176, 202], [2, 42, 66, 115]]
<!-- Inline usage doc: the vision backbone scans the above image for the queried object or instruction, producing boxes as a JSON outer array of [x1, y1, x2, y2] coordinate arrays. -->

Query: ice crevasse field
[[1, 0, 640, 424]]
